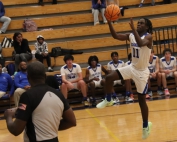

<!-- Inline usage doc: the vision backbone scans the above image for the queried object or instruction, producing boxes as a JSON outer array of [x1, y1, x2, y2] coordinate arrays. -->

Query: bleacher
[[0, 0, 177, 108]]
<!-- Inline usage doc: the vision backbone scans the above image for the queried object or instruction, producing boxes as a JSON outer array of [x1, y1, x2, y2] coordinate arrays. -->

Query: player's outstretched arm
[[129, 18, 152, 48], [107, 21, 129, 41]]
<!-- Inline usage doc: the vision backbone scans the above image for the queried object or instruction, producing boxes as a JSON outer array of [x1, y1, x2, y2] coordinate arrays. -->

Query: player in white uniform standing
[[60, 54, 89, 106], [159, 48, 177, 95], [97, 18, 153, 139], [147, 49, 161, 98], [85, 56, 108, 106], [107, 51, 124, 103]]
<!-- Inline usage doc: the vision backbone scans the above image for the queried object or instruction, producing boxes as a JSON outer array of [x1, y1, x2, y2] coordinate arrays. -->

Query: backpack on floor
[[54, 74, 62, 86], [6, 63, 15, 76], [23, 19, 38, 32]]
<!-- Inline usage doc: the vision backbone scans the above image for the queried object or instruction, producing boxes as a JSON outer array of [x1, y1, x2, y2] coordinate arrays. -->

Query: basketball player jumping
[[97, 18, 153, 139]]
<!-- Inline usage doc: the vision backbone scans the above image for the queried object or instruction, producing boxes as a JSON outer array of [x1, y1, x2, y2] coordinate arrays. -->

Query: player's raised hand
[[129, 18, 135, 31]]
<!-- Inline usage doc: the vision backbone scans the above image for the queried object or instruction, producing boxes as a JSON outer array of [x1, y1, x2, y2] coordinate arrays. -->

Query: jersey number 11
[[133, 48, 139, 58]]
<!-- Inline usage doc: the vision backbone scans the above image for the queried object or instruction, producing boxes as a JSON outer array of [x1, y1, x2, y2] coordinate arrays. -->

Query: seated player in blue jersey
[[159, 48, 177, 96], [124, 53, 134, 101], [60, 54, 89, 106], [0, 64, 14, 98], [146, 49, 162, 98], [85, 55, 108, 106], [14, 61, 31, 107]]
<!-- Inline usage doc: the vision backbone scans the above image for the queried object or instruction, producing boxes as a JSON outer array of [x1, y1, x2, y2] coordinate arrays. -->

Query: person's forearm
[[62, 79, 70, 84], [58, 119, 76, 131], [70, 78, 82, 83], [108, 21, 119, 39], [6, 117, 18, 136], [160, 69, 165, 73], [155, 69, 159, 74], [85, 78, 94, 84], [170, 69, 176, 73]]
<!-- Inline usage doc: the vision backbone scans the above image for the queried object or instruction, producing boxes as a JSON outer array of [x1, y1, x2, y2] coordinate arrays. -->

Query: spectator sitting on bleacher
[[124, 53, 134, 100], [35, 35, 53, 72], [0, 1, 11, 34], [13, 32, 32, 71], [0, 63, 13, 98], [139, 0, 155, 7], [60, 54, 89, 107], [92, 0, 107, 26], [107, 51, 132, 102], [14, 61, 30, 107], [38, 0, 57, 6], [159, 48, 177, 96], [147, 49, 161, 98], [85, 55, 108, 106]]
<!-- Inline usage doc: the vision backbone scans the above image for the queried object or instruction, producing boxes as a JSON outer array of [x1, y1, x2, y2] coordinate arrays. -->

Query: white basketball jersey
[[60, 63, 82, 81], [160, 56, 176, 70], [125, 61, 131, 66], [87, 64, 102, 80], [107, 60, 124, 70], [148, 55, 158, 73], [129, 33, 151, 70]]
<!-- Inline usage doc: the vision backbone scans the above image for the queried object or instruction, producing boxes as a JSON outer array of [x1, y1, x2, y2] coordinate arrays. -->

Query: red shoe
[[130, 94, 134, 100], [146, 94, 150, 99], [164, 89, 170, 96]]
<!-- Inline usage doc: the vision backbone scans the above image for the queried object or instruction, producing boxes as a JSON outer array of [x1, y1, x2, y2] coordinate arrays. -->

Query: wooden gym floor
[[1, 97, 177, 142]]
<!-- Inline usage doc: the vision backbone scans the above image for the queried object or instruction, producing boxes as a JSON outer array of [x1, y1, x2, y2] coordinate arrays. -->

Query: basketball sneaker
[[157, 90, 163, 95], [139, 3, 143, 7], [142, 122, 152, 139], [125, 96, 133, 102], [164, 89, 170, 96], [148, 91, 153, 97], [94, 22, 100, 26], [146, 94, 150, 99], [112, 97, 120, 104], [96, 99, 114, 109], [130, 94, 134, 100], [84, 100, 90, 107]]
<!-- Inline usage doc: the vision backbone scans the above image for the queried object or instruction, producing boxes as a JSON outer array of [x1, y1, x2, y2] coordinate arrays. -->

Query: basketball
[[105, 4, 120, 21]]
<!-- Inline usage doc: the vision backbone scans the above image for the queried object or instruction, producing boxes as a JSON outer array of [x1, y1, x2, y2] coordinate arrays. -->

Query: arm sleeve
[[77, 65, 82, 73], [25, 39, 31, 53], [6, 75, 14, 95], [92, 0, 99, 9], [15, 92, 32, 121], [58, 92, 70, 111], [0, 2, 5, 17], [14, 73, 24, 88], [100, 0, 106, 8], [44, 43, 49, 53], [13, 43, 19, 53], [34, 43, 41, 54]]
